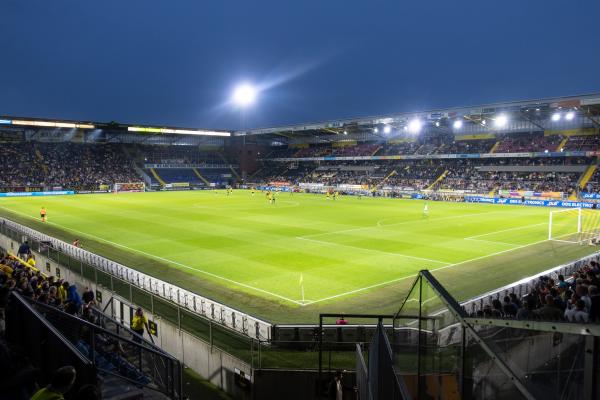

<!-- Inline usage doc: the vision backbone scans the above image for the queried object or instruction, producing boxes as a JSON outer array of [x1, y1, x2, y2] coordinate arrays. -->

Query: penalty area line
[[296, 236, 451, 265], [0, 207, 305, 306], [303, 237, 552, 306]]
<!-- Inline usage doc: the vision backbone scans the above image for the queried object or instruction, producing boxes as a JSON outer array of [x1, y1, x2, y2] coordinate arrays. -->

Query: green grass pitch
[[0, 190, 598, 323]]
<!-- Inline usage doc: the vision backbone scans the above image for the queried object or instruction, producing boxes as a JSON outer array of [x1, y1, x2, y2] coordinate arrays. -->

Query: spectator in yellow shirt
[[131, 307, 150, 342], [31, 365, 76, 400], [57, 281, 68, 304]]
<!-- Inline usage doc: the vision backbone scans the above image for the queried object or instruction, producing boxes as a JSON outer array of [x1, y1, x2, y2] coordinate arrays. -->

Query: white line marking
[[464, 238, 520, 246], [296, 236, 451, 265], [302, 237, 553, 306], [304, 210, 519, 239], [464, 222, 546, 240], [0, 206, 304, 306]]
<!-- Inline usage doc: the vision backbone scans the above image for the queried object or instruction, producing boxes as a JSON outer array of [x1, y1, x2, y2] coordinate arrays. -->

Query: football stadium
[[2, 2, 600, 399], [2, 93, 600, 399]]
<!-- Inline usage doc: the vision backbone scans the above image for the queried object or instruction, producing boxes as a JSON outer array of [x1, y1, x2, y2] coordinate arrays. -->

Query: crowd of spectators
[[136, 144, 223, 165], [0, 142, 139, 191], [255, 155, 591, 194], [331, 143, 379, 157], [0, 248, 101, 399], [494, 134, 564, 153], [0, 249, 94, 319], [264, 133, 599, 160], [563, 134, 600, 151], [474, 261, 600, 323]]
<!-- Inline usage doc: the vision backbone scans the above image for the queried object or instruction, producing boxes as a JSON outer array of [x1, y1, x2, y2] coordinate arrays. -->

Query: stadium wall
[[0, 227, 254, 398]]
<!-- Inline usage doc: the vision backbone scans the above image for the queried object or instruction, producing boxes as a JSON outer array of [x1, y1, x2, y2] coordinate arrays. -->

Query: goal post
[[113, 182, 146, 193], [549, 207, 600, 243]]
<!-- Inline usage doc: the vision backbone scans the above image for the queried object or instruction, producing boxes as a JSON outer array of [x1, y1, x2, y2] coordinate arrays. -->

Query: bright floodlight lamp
[[453, 119, 463, 129], [408, 119, 422, 133], [494, 114, 508, 128], [383, 125, 391, 134], [343, 130, 348, 135], [232, 84, 257, 106], [551, 112, 561, 122], [373, 127, 379, 133], [435, 121, 440, 127], [565, 111, 575, 121]]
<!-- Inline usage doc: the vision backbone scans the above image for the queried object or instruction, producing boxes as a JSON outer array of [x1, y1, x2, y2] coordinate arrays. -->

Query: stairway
[[489, 141, 501, 154], [34, 146, 49, 176], [371, 145, 382, 156], [426, 170, 449, 190], [375, 169, 397, 190], [578, 163, 597, 190], [567, 162, 597, 200], [556, 137, 569, 152], [192, 168, 211, 186], [217, 153, 242, 181], [149, 168, 166, 186]]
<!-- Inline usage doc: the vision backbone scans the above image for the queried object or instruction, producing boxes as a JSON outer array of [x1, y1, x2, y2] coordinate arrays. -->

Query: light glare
[[408, 119, 422, 133], [494, 114, 508, 128], [383, 125, 391, 134], [565, 111, 575, 121], [232, 84, 257, 106], [453, 120, 463, 129], [551, 113, 561, 122]]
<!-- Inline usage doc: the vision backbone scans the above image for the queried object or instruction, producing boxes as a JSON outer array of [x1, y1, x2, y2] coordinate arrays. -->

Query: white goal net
[[548, 207, 600, 243], [113, 182, 146, 193]]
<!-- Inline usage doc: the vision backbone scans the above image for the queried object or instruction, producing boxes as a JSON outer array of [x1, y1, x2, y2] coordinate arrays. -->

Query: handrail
[[23, 296, 182, 398], [28, 297, 176, 361], [6, 251, 48, 278], [10, 291, 92, 365]]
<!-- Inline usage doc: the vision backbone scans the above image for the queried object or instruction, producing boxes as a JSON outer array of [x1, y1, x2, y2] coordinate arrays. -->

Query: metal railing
[[20, 293, 183, 399], [392, 270, 600, 400]]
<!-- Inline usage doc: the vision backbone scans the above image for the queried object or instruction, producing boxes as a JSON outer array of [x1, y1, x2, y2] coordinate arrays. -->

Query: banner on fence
[[465, 196, 597, 209], [0, 191, 75, 197]]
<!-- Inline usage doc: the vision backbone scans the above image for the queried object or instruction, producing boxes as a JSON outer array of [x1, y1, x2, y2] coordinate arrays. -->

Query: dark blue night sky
[[1, 0, 599, 130]]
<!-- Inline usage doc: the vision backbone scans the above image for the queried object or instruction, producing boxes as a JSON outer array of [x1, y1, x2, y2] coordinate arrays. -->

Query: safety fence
[[0, 217, 272, 341]]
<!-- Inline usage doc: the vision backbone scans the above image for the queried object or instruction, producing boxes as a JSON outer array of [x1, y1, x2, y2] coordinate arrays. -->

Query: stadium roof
[[234, 92, 600, 143], [0, 115, 231, 137]]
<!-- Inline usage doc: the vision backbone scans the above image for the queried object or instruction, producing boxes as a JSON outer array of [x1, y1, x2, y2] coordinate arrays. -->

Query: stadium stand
[[0, 249, 182, 399]]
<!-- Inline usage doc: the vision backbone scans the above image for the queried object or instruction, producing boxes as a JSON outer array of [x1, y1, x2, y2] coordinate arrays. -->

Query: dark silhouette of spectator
[[30, 365, 77, 400], [66, 284, 83, 313], [75, 383, 100, 400], [509, 293, 522, 309], [491, 299, 504, 317], [589, 285, 600, 322], [82, 287, 95, 305], [516, 300, 534, 320], [535, 295, 563, 320], [502, 296, 517, 317], [17, 241, 30, 260]]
